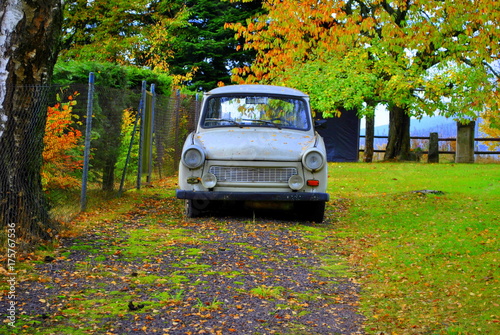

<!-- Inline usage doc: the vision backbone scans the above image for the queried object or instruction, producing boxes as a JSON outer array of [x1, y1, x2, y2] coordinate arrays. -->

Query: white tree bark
[[0, 0, 23, 139]]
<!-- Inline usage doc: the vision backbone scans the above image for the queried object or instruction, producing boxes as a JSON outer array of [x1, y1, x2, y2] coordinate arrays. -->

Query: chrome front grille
[[209, 166, 297, 183]]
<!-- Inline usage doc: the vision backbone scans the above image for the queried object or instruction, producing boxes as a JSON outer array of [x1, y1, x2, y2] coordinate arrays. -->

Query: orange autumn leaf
[[42, 93, 84, 190]]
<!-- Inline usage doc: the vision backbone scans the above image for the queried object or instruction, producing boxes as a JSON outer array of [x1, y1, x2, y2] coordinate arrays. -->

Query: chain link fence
[[1, 82, 200, 226]]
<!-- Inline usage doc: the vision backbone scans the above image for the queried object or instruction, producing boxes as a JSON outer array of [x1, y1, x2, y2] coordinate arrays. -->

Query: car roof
[[205, 84, 309, 98]]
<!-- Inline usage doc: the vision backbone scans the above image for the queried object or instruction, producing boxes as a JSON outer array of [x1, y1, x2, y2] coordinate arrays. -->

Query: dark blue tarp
[[316, 109, 360, 162]]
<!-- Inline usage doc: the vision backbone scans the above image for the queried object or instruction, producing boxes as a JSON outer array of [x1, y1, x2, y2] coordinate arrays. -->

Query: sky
[[360, 105, 390, 129]]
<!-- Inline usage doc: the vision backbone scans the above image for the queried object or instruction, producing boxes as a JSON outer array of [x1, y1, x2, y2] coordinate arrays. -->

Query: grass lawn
[[328, 162, 499, 334], [2, 162, 498, 334]]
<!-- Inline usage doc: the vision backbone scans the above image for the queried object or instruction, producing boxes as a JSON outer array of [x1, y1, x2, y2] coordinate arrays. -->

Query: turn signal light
[[307, 179, 320, 187]]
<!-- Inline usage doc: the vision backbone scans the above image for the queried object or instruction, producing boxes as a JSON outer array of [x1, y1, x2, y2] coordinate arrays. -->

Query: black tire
[[185, 199, 210, 218], [298, 201, 325, 223]]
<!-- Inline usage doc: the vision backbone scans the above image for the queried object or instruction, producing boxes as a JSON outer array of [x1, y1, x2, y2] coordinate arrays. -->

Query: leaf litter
[[2, 194, 364, 334]]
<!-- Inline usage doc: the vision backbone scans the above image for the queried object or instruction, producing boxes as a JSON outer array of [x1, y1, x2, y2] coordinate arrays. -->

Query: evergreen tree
[[167, 0, 264, 91]]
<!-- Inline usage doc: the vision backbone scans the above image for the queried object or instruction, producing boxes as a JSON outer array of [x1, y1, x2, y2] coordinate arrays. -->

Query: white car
[[176, 85, 329, 222]]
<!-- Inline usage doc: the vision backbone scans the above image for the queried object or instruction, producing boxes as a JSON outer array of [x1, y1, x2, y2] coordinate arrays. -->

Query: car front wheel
[[298, 201, 325, 223], [185, 199, 210, 218]]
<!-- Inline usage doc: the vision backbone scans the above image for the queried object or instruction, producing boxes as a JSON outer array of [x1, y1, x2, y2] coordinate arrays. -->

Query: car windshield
[[202, 95, 310, 130]]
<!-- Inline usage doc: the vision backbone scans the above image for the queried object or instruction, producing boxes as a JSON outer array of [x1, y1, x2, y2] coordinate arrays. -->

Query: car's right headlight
[[201, 173, 217, 189], [182, 146, 205, 169], [302, 149, 325, 171]]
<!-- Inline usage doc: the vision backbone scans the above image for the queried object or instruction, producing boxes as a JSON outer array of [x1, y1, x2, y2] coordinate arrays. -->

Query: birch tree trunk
[[0, 0, 64, 243]]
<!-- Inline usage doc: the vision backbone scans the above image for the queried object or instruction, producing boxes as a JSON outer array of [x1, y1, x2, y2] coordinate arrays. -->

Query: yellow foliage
[[480, 116, 500, 151], [172, 66, 199, 89]]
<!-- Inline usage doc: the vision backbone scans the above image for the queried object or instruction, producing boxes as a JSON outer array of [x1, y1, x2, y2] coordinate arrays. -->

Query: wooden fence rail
[[359, 135, 500, 155]]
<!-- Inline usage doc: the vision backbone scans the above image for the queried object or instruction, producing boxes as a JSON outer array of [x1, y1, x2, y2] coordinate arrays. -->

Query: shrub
[[42, 93, 84, 190]]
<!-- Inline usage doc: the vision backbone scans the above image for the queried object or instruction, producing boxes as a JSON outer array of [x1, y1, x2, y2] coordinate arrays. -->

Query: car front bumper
[[176, 190, 329, 202]]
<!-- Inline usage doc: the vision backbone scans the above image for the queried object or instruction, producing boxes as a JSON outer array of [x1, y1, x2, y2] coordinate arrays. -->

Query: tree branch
[[483, 61, 500, 79]]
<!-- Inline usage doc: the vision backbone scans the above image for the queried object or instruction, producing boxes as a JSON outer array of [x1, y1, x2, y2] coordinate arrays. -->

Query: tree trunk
[[0, 0, 64, 243], [363, 114, 375, 162], [102, 158, 117, 191], [384, 105, 411, 161]]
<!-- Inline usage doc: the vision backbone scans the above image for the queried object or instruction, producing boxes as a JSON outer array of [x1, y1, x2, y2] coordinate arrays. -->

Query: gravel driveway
[[2, 195, 364, 334]]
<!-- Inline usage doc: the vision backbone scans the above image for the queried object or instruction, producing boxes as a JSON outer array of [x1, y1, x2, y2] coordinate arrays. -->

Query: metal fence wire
[[1, 85, 60, 241], [1, 82, 200, 225]]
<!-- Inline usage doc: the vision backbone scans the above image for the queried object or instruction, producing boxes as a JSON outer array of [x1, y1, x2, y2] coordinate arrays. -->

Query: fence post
[[195, 93, 201, 126], [456, 121, 475, 163], [145, 84, 155, 183], [137, 81, 147, 190], [118, 94, 142, 196], [80, 72, 95, 212], [173, 89, 182, 171], [428, 132, 439, 163]]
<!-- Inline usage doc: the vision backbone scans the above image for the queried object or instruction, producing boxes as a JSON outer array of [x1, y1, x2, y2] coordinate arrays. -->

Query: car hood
[[193, 129, 317, 161]]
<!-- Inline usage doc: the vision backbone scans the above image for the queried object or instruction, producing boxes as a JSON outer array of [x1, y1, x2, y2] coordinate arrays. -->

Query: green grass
[[121, 227, 195, 259], [328, 162, 499, 334], [4, 163, 498, 334], [153, 289, 185, 304], [249, 285, 286, 299], [194, 297, 224, 311]]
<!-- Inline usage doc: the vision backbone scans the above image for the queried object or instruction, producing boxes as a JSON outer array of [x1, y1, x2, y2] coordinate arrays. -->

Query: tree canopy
[[61, 0, 188, 69], [230, 0, 499, 121], [228, 0, 499, 159], [60, 0, 263, 91]]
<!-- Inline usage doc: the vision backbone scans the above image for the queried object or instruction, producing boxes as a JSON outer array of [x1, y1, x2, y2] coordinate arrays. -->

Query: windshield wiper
[[205, 118, 243, 128], [242, 119, 282, 129]]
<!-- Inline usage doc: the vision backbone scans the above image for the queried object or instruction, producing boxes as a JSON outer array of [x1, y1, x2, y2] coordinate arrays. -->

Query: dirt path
[[2, 195, 364, 334]]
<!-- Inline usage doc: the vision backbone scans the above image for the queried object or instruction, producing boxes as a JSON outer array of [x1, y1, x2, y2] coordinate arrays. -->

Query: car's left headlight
[[302, 149, 325, 171], [288, 174, 304, 190], [182, 145, 205, 169]]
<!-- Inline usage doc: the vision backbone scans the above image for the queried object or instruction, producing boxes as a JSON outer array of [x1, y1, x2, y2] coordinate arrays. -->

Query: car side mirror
[[314, 119, 327, 129]]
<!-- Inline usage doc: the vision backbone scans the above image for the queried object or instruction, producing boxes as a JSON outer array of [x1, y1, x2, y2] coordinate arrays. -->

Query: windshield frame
[[200, 94, 312, 131]]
